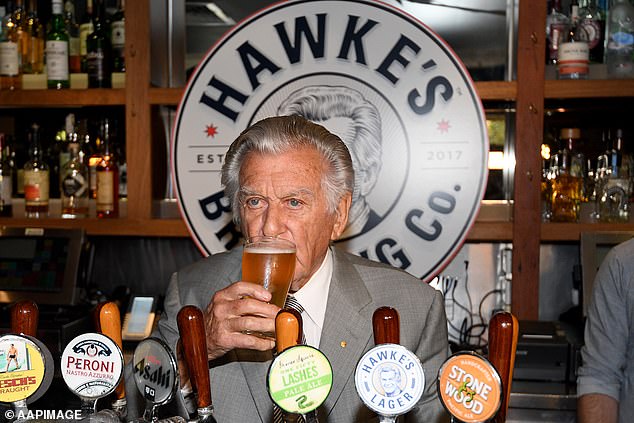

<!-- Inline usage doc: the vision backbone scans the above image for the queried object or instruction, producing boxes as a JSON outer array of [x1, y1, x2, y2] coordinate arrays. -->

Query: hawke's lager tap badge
[[61, 333, 124, 399], [132, 337, 178, 404], [0, 334, 47, 403], [354, 343, 425, 416], [172, 0, 488, 281], [437, 352, 502, 422]]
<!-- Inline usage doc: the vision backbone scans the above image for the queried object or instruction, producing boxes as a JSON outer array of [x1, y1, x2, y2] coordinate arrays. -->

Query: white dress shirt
[[292, 248, 333, 348]]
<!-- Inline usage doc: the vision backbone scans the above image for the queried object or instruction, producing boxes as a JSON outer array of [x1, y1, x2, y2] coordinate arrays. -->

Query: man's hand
[[204, 281, 279, 360]]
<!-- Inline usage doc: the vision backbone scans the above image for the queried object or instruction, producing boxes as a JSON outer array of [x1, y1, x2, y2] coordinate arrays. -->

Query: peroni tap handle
[[177, 305, 212, 410], [96, 302, 127, 402], [11, 299, 39, 337], [276, 308, 303, 353], [372, 306, 400, 345], [488, 312, 519, 423]]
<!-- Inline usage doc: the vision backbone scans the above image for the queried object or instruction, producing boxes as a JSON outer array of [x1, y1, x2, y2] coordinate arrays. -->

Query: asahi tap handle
[[11, 299, 39, 337], [275, 308, 302, 353], [488, 312, 519, 423], [97, 302, 127, 403], [177, 305, 212, 410], [372, 306, 400, 345]]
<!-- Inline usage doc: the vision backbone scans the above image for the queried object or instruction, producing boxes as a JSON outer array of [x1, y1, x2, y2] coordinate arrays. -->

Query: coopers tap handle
[[488, 312, 519, 423], [275, 308, 302, 353], [372, 306, 400, 345], [96, 301, 127, 402], [177, 305, 212, 410], [11, 299, 39, 337]]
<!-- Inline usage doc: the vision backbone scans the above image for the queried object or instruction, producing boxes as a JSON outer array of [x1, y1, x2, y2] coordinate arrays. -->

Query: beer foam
[[246, 246, 295, 254]]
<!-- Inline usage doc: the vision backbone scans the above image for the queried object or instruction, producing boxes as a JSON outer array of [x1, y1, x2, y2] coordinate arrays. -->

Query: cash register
[[0, 226, 93, 360]]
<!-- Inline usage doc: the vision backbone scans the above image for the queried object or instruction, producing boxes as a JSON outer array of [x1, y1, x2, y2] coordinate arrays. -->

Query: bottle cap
[[560, 128, 580, 139]]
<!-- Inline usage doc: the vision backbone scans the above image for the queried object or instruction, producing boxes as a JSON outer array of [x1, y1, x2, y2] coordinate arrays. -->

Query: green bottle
[[86, 0, 111, 88], [46, 0, 69, 89]]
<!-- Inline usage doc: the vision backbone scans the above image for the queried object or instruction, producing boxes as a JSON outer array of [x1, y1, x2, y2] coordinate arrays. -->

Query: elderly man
[[156, 115, 449, 422]]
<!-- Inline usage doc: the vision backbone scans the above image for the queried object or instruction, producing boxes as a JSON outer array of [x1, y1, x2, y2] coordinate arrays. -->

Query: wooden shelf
[[0, 217, 189, 237], [0, 89, 126, 107], [545, 79, 634, 99], [541, 223, 634, 241], [149, 87, 184, 105]]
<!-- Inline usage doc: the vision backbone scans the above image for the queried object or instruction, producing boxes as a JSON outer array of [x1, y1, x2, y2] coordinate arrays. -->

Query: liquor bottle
[[0, 133, 13, 217], [78, 0, 93, 72], [546, 0, 570, 64], [96, 118, 118, 218], [46, 0, 70, 89], [23, 123, 49, 218], [110, 0, 124, 72], [88, 125, 101, 199], [0, 2, 22, 90], [22, 0, 43, 74], [550, 128, 585, 222], [579, 0, 606, 63], [557, 2, 590, 79], [86, 0, 111, 88], [605, 0, 634, 78], [11, 0, 25, 73], [598, 128, 631, 222], [60, 137, 88, 218], [64, 0, 80, 73]]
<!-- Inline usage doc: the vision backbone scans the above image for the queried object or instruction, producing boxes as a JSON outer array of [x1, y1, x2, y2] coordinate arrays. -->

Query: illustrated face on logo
[[172, 0, 488, 282], [377, 364, 403, 397]]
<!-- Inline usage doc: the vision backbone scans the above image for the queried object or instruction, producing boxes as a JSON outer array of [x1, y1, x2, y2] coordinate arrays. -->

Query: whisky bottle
[[557, 1, 589, 79], [598, 128, 632, 222], [550, 128, 585, 222], [46, 0, 70, 89], [86, 0, 111, 88], [61, 138, 88, 218], [546, 0, 570, 65], [578, 0, 605, 63], [0, 133, 13, 217], [78, 0, 93, 72], [96, 118, 118, 218], [110, 0, 124, 72], [23, 123, 49, 218], [64, 0, 80, 73], [22, 0, 43, 74], [11, 0, 25, 73], [0, 2, 22, 89]]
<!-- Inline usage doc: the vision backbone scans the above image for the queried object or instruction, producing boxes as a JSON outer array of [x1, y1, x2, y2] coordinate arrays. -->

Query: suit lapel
[[319, 248, 374, 418], [237, 348, 274, 422]]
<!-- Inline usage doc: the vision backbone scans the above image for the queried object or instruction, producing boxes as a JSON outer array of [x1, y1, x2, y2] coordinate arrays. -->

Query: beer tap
[[354, 307, 425, 423], [1, 300, 54, 422], [487, 312, 518, 423], [176, 305, 217, 423], [95, 301, 128, 420], [268, 309, 333, 423]]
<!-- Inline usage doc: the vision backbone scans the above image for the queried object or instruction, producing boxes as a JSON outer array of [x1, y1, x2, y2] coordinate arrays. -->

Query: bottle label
[[0, 42, 20, 76], [87, 50, 107, 80], [97, 171, 115, 211], [62, 171, 88, 197], [79, 23, 94, 56], [580, 19, 602, 50], [558, 42, 590, 77], [69, 36, 80, 57], [608, 31, 634, 51], [0, 175, 12, 205], [46, 40, 69, 80], [24, 170, 50, 204], [111, 21, 125, 48]]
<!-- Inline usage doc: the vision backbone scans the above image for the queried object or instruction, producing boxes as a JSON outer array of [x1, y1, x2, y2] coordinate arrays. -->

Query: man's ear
[[331, 192, 352, 240]]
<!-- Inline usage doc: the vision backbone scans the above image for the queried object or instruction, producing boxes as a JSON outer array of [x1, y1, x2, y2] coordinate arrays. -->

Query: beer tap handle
[[275, 308, 302, 353], [97, 301, 127, 416], [488, 312, 519, 423], [177, 306, 213, 413], [11, 299, 39, 337], [372, 306, 400, 345]]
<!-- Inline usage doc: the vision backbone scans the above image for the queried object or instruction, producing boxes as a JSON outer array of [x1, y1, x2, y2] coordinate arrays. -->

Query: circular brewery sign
[[172, 0, 488, 280], [0, 334, 47, 404]]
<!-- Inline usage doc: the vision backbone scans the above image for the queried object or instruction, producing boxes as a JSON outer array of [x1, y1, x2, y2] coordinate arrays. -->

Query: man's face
[[239, 146, 350, 291], [380, 368, 400, 395]]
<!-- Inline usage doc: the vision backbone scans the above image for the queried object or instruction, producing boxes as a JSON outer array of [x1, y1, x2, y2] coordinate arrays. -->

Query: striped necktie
[[273, 295, 306, 423]]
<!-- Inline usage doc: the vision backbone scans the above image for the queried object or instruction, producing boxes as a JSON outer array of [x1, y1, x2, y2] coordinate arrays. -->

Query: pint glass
[[242, 236, 296, 310]]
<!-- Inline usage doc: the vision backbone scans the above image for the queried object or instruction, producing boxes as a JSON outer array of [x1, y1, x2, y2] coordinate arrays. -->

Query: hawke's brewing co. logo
[[61, 333, 123, 399], [354, 344, 425, 416], [172, 0, 488, 280]]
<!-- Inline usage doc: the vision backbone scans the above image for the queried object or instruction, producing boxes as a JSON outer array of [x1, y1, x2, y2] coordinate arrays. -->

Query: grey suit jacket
[[151, 246, 449, 422]]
